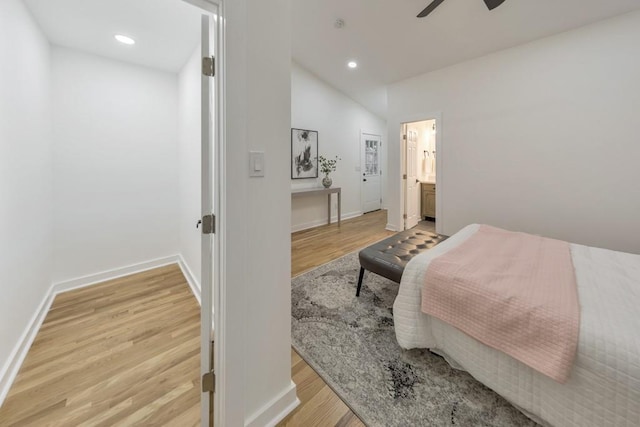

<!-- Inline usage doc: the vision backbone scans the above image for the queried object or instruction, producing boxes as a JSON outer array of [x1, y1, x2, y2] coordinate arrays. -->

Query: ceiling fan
[[418, 0, 506, 18]]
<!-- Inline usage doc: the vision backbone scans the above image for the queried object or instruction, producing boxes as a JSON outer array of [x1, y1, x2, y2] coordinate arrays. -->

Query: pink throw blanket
[[421, 225, 580, 383]]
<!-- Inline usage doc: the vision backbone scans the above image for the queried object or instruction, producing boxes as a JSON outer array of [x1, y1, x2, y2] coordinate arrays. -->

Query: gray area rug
[[291, 251, 537, 427]]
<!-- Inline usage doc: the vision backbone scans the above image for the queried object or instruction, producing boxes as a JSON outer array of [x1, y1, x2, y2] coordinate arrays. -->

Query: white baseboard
[[0, 254, 184, 408], [177, 255, 201, 305], [385, 223, 399, 232], [291, 210, 362, 233], [245, 381, 299, 427], [52, 255, 180, 294], [0, 284, 56, 407], [177, 256, 212, 329]]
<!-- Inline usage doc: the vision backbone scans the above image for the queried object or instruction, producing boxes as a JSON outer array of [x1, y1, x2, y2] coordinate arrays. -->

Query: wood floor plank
[[292, 209, 394, 277], [0, 209, 389, 426], [0, 264, 201, 426]]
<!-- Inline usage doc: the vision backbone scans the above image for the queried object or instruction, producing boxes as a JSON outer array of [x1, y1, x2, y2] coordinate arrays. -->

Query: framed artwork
[[291, 128, 318, 179]]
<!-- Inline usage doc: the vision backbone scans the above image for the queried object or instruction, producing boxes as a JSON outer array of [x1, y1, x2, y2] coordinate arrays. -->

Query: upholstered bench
[[356, 229, 447, 296]]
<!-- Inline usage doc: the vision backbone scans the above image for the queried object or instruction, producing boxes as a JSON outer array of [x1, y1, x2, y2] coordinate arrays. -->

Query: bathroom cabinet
[[421, 182, 436, 219]]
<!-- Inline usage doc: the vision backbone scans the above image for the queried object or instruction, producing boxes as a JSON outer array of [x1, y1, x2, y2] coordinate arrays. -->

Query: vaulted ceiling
[[23, 0, 640, 118], [292, 0, 640, 117]]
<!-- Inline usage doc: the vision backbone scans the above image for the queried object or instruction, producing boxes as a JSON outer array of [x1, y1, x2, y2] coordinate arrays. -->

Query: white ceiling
[[292, 0, 640, 117], [23, 0, 640, 117], [24, 0, 202, 72]]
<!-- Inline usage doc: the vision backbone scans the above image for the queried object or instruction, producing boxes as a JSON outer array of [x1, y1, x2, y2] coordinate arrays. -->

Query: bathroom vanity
[[420, 182, 436, 219]]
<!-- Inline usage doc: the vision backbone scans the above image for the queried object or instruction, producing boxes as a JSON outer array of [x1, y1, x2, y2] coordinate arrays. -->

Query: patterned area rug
[[291, 251, 537, 427]]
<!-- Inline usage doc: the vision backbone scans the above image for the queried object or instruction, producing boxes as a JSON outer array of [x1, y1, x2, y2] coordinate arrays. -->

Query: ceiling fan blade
[[417, 0, 447, 18], [483, 0, 506, 11]]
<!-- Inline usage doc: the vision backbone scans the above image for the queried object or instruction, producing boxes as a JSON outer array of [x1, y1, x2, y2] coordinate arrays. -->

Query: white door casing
[[209, 1, 225, 424], [405, 130, 419, 229], [193, 0, 224, 423], [396, 113, 443, 235], [361, 132, 382, 213], [200, 13, 215, 427]]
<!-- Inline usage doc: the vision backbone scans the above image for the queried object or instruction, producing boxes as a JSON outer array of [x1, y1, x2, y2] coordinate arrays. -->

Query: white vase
[[322, 175, 332, 188]]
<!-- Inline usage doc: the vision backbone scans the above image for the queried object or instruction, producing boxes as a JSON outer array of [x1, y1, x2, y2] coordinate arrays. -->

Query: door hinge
[[202, 371, 215, 393], [402, 134, 407, 141], [202, 214, 215, 234], [403, 174, 407, 179], [403, 214, 407, 219], [202, 56, 215, 77]]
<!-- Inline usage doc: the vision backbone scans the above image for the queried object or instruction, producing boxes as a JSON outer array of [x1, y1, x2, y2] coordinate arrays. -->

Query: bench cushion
[[359, 229, 446, 283]]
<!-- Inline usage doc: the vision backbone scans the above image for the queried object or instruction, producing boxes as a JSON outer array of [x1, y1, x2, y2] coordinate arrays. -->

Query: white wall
[[387, 10, 640, 254], [220, 0, 298, 424], [291, 63, 386, 231], [178, 46, 202, 289], [51, 47, 180, 283], [0, 0, 53, 398]]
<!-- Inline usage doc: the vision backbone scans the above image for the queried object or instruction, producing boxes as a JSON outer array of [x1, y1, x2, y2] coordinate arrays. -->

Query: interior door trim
[[360, 130, 383, 214]]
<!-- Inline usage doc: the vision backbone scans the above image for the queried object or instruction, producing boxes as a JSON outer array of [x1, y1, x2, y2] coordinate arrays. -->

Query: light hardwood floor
[[0, 209, 393, 426], [0, 265, 201, 426], [291, 209, 395, 277]]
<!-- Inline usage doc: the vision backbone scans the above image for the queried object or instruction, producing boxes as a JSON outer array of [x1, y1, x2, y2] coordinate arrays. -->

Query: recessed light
[[114, 34, 135, 45], [348, 61, 358, 69]]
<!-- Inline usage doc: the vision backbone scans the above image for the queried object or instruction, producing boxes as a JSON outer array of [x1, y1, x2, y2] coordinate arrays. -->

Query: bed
[[393, 224, 640, 427]]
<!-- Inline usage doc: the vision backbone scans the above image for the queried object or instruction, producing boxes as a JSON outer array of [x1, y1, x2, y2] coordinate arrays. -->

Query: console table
[[291, 187, 341, 226]]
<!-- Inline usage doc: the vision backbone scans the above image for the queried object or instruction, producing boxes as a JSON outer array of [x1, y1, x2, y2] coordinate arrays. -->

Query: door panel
[[405, 130, 419, 229], [362, 134, 382, 213], [200, 12, 215, 427]]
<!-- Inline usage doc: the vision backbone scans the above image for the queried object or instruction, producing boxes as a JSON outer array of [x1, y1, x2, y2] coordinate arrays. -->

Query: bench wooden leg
[[356, 267, 365, 297]]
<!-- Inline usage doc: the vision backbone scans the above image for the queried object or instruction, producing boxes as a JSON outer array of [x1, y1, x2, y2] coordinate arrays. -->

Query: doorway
[[361, 132, 383, 213], [402, 119, 437, 230], [181, 2, 224, 426], [0, 0, 225, 425]]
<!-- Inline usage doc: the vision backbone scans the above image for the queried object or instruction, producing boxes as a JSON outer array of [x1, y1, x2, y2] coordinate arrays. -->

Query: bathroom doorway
[[401, 119, 437, 231]]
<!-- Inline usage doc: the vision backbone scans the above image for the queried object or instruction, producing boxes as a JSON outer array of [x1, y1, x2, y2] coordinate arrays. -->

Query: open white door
[[361, 133, 383, 213], [200, 13, 214, 426], [199, 7, 223, 426], [405, 130, 419, 229]]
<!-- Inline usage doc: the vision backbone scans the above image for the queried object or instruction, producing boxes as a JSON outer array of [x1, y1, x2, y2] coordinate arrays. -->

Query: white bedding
[[394, 224, 640, 427]]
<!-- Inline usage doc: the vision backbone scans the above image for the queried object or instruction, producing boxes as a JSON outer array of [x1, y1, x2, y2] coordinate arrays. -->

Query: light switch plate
[[249, 151, 265, 177]]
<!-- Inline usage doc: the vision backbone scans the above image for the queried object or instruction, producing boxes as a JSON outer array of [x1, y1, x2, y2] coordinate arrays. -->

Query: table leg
[[327, 194, 331, 225], [338, 190, 341, 226]]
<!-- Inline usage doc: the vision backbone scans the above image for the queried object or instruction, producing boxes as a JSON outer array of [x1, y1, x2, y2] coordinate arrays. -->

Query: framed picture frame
[[291, 128, 318, 179]]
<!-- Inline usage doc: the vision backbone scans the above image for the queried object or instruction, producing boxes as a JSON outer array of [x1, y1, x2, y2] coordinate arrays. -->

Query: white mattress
[[393, 224, 640, 427]]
